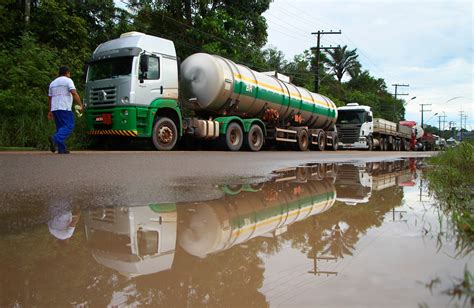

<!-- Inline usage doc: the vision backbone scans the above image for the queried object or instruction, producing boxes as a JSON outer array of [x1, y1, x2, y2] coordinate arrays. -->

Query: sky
[[262, 0, 473, 130]]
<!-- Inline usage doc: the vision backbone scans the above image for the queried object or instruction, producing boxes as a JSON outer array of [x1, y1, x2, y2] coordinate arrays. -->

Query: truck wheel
[[223, 122, 243, 151], [152, 117, 178, 151], [330, 134, 338, 151], [367, 137, 373, 151], [244, 124, 264, 152], [379, 138, 384, 151], [382, 138, 388, 151], [316, 131, 326, 151], [297, 129, 309, 151]]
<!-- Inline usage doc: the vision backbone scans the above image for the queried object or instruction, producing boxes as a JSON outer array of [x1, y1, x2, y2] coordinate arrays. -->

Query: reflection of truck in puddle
[[83, 164, 337, 276], [84, 204, 177, 277], [334, 160, 414, 206]]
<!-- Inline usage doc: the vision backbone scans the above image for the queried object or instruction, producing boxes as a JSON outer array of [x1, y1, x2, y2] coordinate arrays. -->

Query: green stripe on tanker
[[180, 53, 337, 130]]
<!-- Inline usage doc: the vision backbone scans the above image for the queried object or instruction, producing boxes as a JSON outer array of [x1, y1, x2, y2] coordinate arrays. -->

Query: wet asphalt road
[[1, 150, 434, 207]]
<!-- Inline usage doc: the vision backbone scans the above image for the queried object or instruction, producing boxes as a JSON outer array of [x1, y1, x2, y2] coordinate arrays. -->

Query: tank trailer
[[84, 32, 338, 151]]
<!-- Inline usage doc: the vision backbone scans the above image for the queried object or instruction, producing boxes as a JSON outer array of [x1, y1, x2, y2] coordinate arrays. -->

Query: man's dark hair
[[58, 66, 70, 76]]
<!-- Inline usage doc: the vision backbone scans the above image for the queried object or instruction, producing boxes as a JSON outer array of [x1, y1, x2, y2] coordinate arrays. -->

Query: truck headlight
[[121, 96, 129, 104]]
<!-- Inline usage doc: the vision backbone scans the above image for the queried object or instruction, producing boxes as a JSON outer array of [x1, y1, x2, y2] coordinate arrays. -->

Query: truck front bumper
[[85, 106, 153, 138], [339, 141, 368, 150]]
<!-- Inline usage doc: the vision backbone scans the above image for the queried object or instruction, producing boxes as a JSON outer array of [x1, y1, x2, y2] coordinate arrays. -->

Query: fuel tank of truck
[[180, 53, 338, 130]]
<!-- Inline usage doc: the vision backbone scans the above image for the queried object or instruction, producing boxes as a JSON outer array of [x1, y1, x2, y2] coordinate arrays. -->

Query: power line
[[311, 30, 341, 93], [420, 103, 432, 127], [392, 84, 409, 120], [272, 3, 393, 80]]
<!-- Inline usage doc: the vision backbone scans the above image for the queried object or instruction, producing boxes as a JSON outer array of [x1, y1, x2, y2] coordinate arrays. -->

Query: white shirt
[[49, 76, 76, 111], [48, 211, 76, 240]]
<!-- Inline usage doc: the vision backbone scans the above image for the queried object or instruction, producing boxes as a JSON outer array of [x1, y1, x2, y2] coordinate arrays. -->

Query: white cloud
[[263, 0, 473, 128]]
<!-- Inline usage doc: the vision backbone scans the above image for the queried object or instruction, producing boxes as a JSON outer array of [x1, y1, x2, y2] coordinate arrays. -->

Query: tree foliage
[[0, 0, 406, 148], [323, 45, 361, 83]]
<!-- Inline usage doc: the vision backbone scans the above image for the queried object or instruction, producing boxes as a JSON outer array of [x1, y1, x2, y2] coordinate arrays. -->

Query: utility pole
[[392, 84, 410, 100], [392, 84, 409, 121], [420, 103, 432, 128], [438, 115, 441, 133], [462, 114, 468, 140], [311, 30, 341, 93], [439, 111, 448, 132], [459, 111, 464, 141]]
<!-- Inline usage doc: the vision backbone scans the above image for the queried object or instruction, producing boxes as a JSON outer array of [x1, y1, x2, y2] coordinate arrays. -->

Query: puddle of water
[[0, 159, 472, 307]]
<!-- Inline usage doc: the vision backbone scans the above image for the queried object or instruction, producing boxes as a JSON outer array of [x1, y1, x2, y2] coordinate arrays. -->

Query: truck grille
[[90, 86, 116, 105], [336, 165, 360, 183], [90, 208, 115, 223], [337, 125, 360, 143]]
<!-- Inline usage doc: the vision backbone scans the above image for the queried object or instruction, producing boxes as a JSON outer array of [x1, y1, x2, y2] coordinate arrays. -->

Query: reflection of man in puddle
[[47, 200, 81, 241]]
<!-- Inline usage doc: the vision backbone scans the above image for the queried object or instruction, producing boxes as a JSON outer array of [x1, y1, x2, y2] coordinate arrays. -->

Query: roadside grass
[[427, 142, 474, 254], [0, 114, 91, 150], [0, 147, 37, 151]]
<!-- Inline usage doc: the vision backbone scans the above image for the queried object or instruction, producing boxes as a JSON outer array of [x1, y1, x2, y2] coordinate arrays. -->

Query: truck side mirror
[[367, 115, 373, 122], [139, 55, 149, 83]]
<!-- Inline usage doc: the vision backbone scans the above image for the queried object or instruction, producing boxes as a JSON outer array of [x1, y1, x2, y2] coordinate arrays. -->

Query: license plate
[[96, 113, 112, 125]]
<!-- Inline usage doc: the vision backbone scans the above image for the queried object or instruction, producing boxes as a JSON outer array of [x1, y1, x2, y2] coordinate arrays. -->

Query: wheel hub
[[158, 126, 173, 144]]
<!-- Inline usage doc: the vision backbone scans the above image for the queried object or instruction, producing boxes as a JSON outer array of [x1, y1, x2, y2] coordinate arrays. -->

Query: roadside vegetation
[[427, 142, 473, 254], [1, 0, 405, 150]]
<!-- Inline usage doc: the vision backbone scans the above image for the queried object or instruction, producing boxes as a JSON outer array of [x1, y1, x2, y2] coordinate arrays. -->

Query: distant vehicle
[[336, 103, 414, 151], [434, 135, 447, 150], [446, 137, 459, 147]]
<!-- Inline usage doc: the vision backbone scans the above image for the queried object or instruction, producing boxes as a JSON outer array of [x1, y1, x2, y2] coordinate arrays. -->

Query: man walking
[[48, 66, 83, 154]]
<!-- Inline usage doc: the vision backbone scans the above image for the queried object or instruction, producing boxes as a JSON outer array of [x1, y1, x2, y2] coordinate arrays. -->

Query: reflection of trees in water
[[285, 186, 404, 259], [1, 182, 404, 307], [0, 221, 119, 307], [0, 222, 270, 307], [130, 243, 269, 307], [319, 223, 356, 258]]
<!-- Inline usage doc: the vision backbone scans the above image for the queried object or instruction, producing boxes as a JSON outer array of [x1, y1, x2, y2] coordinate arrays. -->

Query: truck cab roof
[[338, 103, 371, 112], [91, 32, 176, 61]]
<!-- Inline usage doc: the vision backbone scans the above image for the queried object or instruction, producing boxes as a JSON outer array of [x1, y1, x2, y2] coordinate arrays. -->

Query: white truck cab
[[336, 103, 373, 150], [84, 204, 177, 277]]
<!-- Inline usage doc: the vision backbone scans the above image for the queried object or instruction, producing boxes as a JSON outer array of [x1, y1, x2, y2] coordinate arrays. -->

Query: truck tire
[[380, 137, 387, 151], [244, 124, 264, 152], [152, 117, 178, 151], [315, 131, 326, 151], [367, 137, 373, 151], [297, 129, 309, 151], [330, 134, 338, 151], [223, 122, 243, 151]]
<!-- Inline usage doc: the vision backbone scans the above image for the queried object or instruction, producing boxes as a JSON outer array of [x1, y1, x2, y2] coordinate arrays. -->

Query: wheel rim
[[251, 131, 262, 147], [301, 134, 308, 147], [230, 128, 241, 145], [299, 132, 308, 148], [158, 123, 174, 145], [318, 133, 325, 149]]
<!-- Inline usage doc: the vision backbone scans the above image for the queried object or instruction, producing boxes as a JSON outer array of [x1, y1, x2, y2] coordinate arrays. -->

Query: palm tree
[[323, 45, 361, 83]]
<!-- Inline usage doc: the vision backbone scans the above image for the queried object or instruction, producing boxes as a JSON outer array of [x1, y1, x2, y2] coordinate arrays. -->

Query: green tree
[[323, 45, 361, 83], [126, 0, 271, 65]]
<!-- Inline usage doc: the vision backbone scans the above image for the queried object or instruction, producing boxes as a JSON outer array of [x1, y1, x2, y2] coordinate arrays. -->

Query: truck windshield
[[87, 56, 133, 82], [337, 110, 366, 124]]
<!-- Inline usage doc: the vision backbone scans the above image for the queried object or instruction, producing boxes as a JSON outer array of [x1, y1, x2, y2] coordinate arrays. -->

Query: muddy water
[[0, 159, 471, 307]]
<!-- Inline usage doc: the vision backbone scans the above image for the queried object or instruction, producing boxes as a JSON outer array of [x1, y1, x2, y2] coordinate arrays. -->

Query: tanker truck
[[84, 32, 338, 151], [82, 163, 336, 276]]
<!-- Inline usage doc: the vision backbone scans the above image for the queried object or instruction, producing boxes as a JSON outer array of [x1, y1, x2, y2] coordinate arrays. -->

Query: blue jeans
[[52, 110, 74, 153]]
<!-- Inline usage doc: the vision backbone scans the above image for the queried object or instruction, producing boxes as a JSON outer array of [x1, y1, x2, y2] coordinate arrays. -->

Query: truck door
[[136, 54, 164, 105]]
